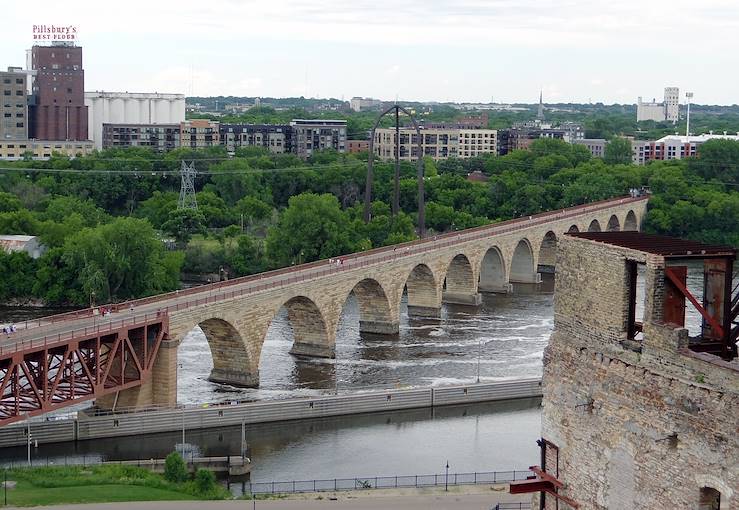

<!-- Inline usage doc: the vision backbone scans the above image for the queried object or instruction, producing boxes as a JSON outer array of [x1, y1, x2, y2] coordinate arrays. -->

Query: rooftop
[[655, 133, 739, 143], [568, 232, 736, 258]]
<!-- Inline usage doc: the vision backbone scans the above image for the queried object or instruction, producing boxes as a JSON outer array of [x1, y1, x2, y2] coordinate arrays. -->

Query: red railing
[[2, 195, 647, 355]]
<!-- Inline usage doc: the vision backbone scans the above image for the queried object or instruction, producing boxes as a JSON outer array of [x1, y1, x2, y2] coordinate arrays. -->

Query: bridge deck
[[1, 195, 647, 357]]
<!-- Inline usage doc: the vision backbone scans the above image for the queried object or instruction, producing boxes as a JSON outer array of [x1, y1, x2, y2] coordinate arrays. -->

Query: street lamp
[[445, 460, 449, 492], [476, 340, 483, 384]]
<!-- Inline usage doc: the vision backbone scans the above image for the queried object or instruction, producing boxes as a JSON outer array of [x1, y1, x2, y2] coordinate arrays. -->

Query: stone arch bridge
[[0, 196, 647, 422]]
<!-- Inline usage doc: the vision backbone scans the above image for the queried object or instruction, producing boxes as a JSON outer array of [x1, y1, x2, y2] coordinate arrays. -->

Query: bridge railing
[[0, 313, 167, 357], [6, 195, 647, 348]]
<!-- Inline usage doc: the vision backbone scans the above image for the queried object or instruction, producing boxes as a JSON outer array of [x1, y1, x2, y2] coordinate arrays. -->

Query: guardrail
[[244, 469, 532, 494], [6, 195, 647, 351], [493, 504, 529, 510]]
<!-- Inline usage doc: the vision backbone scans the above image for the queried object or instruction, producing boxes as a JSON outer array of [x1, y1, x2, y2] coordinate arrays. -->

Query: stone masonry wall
[[541, 236, 739, 509], [113, 199, 647, 407]]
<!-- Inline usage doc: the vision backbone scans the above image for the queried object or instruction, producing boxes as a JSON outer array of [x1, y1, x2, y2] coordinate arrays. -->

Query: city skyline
[[3, 0, 739, 105]]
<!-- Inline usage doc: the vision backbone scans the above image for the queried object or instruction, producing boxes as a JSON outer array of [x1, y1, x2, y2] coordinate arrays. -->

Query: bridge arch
[[606, 214, 620, 232], [341, 278, 398, 335], [443, 254, 480, 306], [624, 210, 638, 231], [197, 317, 257, 387], [510, 239, 537, 284], [405, 263, 441, 316], [479, 247, 507, 293], [537, 231, 558, 268], [588, 219, 602, 232], [277, 295, 334, 358], [567, 224, 579, 233]]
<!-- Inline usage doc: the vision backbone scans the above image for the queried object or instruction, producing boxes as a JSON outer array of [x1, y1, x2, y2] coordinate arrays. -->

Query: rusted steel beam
[[665, 267, 724, 337]]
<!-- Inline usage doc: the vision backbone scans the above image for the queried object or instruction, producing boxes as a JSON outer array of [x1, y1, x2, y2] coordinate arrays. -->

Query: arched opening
[[624, 210, 638, 231], [567, 225, 579, 233], [510, 239, 537, 284], [405, 263, 440, 316], [537, 231, 558, 269], [443, 254, 479, 305], [175, 317, 257, 405], [199, 318, 255, 386], [281, 296, 332, 358], [479, 247, 507, 293], [699, 487, 721, 510], [342, 278, 397, 335], [588, 219, 602, 232], [606, 214, 620, 232]]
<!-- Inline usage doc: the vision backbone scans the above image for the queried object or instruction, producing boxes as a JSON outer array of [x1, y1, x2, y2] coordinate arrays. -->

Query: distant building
[[349, 97, 383, 112], [0, 139, 93, 160], [28, 43, 88, 141], [466, 170, 489, 183], [373, 127, 497, 161], [102, 123, 180, 152], [180, 119, 219, 149], [637, 87, 679, 123], [1, 67, 28, 140], [85, 91, 186, 150], [572, 138, 607, 158], [0, 235, 45, 259], [290, 119, 347, 158], [346, 139, 369, 153], [219, 124, 291, 154], [631, 132, 739, 165]]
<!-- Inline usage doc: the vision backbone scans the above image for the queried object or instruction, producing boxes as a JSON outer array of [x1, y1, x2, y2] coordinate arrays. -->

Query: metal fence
[[493, 504, 529, 510], [244, 470, 532, 494]]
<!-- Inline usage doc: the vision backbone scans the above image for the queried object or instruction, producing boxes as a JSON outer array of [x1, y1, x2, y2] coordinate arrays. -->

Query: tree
[[265, 193, 359, 267], [604, 137, 633, 165], [137, 191, 178, 229], [194, 468, 216, 494], [226, 235, 264, 276], [164, 452, 188, 483], [162, 209, 206, 247], [62, 217, 183, 302], [234, 196, 273, 229], [0, 192, 22, 212]]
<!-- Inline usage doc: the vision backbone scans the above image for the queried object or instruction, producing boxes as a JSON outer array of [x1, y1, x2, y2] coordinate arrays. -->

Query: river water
[[0, 263, 712, 479]]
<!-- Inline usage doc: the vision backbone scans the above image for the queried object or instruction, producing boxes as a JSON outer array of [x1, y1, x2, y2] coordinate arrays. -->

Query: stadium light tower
[[685, 92, 694, 136]]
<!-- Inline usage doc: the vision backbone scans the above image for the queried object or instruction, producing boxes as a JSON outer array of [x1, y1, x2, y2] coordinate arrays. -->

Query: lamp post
[[26, 414, 31, 466], [445, 460, 449, 492], [476, 340, 482, 384]]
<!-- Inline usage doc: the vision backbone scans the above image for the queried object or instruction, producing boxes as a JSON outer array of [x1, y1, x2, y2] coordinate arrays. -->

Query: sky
[[4, 0, 739, 105]]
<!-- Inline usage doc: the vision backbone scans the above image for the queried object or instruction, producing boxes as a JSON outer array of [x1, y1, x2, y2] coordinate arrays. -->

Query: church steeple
[[537, 90, 544, 120]]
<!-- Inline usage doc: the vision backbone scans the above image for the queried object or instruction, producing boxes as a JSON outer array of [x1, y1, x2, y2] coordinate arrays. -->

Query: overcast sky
[[5, 0, 739, 104]]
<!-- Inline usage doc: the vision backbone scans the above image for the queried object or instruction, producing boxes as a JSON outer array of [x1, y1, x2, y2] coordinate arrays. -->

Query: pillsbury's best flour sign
[[32, 25, 78, 41]]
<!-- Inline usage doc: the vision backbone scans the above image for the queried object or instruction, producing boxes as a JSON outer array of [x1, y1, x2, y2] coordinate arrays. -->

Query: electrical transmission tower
[[178, 161, 198, 210]]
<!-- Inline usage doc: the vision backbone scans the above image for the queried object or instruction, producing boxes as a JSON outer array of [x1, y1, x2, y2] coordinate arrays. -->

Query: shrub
[[194, 468, 216, 494], [163, 452, 187, 483]]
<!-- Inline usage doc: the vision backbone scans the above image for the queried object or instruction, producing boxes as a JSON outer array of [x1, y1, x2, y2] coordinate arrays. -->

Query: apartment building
[[572, 138, 607, 158], [179, 119, 219, 149], [290, 119, 346, 158], [631, 133, 739, 165], [1, 67, 28, 140], [102, 123, 180, 152], [0, 139, 93, 160], [373, 127, 497, 161], [219, 124, 291, 154], [346, 139, 369, 153]]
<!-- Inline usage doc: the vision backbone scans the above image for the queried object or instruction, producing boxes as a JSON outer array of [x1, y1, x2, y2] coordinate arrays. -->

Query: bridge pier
[[209, 368, 258, 387], [359, 320, 400, 335], [407, 305, 442, 317], [290, 342, 335, 358], [479, 282, 512, 293], [510, 273, 542, 285], [442, 291, 482, 306]]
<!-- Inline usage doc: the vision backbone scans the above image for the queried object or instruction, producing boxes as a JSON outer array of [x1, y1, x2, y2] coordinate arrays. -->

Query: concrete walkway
[[12, 484, 530, 509]]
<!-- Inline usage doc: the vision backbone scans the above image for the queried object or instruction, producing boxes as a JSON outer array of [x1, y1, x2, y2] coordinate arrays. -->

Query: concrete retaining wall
[[0, 379, 542, 448]]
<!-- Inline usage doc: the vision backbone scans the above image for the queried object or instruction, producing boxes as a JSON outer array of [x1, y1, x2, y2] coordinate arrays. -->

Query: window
[[3, 91, 9, 96], [15, 78, 22, 84], [15, 123, 22, 128], [699, 487, 720, 510]]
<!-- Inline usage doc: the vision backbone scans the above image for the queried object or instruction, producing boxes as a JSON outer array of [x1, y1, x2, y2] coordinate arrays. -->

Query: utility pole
[[26, 415, 31, 466], [393, 105, 400, 216], [178, 161, 198, 210]]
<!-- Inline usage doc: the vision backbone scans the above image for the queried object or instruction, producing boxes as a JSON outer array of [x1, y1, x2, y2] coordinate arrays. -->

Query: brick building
[[219, 124, 291, 154], [513, 232, 738, 509], [102, 123, 180, 152], [29, 42, 87, 141], [373, 127, 497, 161], [179, 119, 219, 149]]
